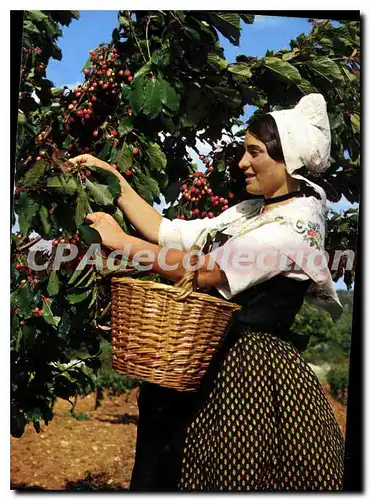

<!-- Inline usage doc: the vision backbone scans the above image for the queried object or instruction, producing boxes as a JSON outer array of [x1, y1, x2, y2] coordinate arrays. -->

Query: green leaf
[[39, 205, 52, 236], [263, 57, 302, 83], [212, 87, 241, 108], [282, 50, 299, 62], [227, 62, 252, 81], [47, 176, 78, 196], [115, 143, 132, 172], [42, 301, 61, 327], [68, 266, 83, 286], [151, 49, 170, 68], [133, 62, 152, 81], [85, 179, 114, 206], [159, 77, 180, 112], [18, 193, 39, 235], [18, 112, 26, 125], [118, 115, 134, 136], [73, 266, 94, 288], [51, 87, 64, 97], [67, 289, 92, 305], [215, 160, 225, 173], [207, 53, 228, 71], [62, 135, 75, 149], [18, 285, 34, 319], [350, 113, 360, 134], [79, 224, 102, 245], [86, 166, 121, 199], [112, 207, 128, 231], [97, 141, 111, 160], [88, 287, 98, 309], [239, 14, 255, 24], [143, 78, 163, 118], [134, 171, 160, 204], [22, 160, 46, 187], [296, 78, 319, 94], [75, 186, 92, 227], [164, 180, 182, 204], [207, 12, 241, 46], [27, 10, 48, 23], [47, 271, 60, 296], [146, 142, 167, 172], [130, 75, 147, 114], [306, 57, 344, 82]]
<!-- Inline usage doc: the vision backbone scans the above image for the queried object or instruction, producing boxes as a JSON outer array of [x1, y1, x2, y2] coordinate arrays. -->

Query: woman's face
[[238, 131, 289, 198]]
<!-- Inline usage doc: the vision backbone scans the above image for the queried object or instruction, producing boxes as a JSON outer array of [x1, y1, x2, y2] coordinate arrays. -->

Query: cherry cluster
[[177, 154, 235, 220]]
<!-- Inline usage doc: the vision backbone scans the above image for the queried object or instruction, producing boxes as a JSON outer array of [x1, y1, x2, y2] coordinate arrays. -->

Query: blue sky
[[22, 12, 358, 290]]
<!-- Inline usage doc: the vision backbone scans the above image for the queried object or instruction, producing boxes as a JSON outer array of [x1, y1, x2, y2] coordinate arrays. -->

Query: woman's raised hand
[[69, 154, 128, 197]]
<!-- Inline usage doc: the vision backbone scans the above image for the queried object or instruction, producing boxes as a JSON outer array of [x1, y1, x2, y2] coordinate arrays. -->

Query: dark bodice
[[208, 274, 312, 350]]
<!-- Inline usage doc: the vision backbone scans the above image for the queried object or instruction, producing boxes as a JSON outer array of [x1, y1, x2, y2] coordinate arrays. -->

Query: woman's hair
[[247, 114, 285, 163]]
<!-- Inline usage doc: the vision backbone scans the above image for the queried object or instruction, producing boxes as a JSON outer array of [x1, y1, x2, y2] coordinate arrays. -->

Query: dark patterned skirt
[[179, 330, 345, 491]]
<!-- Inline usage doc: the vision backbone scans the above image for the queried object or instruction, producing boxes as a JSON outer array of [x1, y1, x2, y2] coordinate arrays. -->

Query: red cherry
[[92, 96, 97, 102], [103, 84, 108, 89], [37, 310, 43, 317], [20, 320, 25, 326], [128, 76, 133, 82], [181, 184, 187, 191], [111, 129, 117, 137], [222, 205, 228, 212], [223, 199, 229, 205], [70, 238, 76, 245], [93, 130, 99, 137], [124, 70, 131, 77], [89, 50, 95, 55], [88, 102, 93, 107], [119, 70, 124, 76], [84, 69, 90, 75], [85, 170, 91, 177], [125, 169, 133, 176], [44, 297, 51, 303], [34, 307, 40, 313], [201, 211, 208, 219], [192, 209, 200, 216], [92, 82, 97, 88], [111, 164, 118, 169], [208, 212, 214, 218], [84, 114, 90, 119], [207, 166, 214, 173], [99, 55, 104, 61], [132, 147, 140, 155]]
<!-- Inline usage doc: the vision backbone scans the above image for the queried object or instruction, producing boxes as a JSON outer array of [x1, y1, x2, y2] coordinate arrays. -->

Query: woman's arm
[[84, 212, 227, 288], [120, 234, 227, 288]]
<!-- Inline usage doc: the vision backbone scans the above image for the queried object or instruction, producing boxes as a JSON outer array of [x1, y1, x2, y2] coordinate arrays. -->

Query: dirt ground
[[11, 386, 347, 491]]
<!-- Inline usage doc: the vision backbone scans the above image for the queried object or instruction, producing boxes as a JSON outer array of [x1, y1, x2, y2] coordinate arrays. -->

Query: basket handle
[[173, 244, 201, 302]]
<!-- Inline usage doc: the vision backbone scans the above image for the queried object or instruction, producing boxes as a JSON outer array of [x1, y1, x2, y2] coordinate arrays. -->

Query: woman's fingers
[[69, 154, 92, 165]]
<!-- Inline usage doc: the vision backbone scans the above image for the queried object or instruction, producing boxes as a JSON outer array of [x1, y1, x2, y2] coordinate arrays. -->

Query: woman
[[70, 93, 345, 491]]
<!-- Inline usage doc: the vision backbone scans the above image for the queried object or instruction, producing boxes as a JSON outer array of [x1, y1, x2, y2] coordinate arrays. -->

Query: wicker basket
[[110, 248, 241, 391]]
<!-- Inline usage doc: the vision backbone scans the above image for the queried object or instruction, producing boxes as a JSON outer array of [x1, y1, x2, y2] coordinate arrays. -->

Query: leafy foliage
[[12, 11, 359, 437]]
